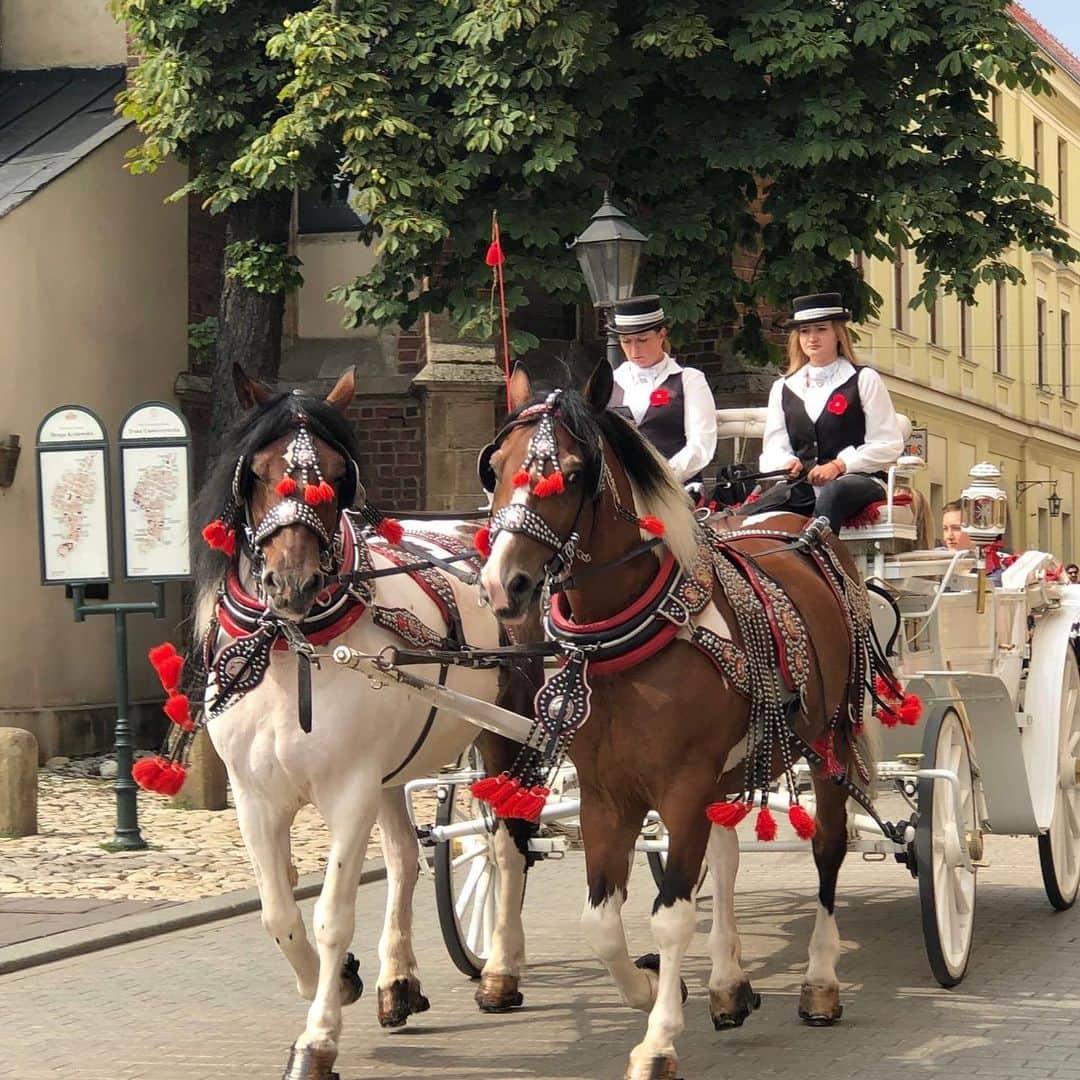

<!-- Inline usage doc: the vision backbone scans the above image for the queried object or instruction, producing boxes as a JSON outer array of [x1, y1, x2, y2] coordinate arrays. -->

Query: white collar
[[790, 356, 849, 389], [618, 354, 680, 386]]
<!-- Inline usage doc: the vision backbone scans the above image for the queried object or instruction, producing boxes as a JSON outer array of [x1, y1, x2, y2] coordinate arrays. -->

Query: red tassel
[[148, 642, 177, 667], [788, 804, 817, 840], [163, 693, 193, 732], [160, 762, 187, 797], [202, 520, 236, 556], [317, 480, 335, 504], [489, 778, 522, 813], [512, 469, 531, 488], [874, 673, 900, 701], [706, 800, 751, 828], [276, 476, 298, 497], [485, 240, 504, 267], [469, 773, 508, 801], [376, 517, 404, 545], [755, 806, 778, 842], [304, 483, 322, 505], [899, 693, 922, 725], [474, 526, 492, 558], [875, 705, 900, 728], [811, 736, 843, 778], [220, 530, 236, 557], [514, 786, 550, 822], [496, 789, 529, 819], [132, 756, 165, 792], [533, 472, 565, 498], [638, 515, 666, 537], [155, 655, 184, 694]]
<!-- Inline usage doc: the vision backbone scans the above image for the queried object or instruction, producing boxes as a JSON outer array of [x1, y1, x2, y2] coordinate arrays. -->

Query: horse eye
[[565, 470, 581, 487]]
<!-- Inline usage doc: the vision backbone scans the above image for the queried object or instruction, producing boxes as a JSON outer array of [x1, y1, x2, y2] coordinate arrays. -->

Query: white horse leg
[[374, 786, 431, 1028], [580, 890, 656, 1012], [234, 787, 319, 1001], [705, 826, 761, 1029], [626, 896, 697, 1080], [475, 821, 528, 1012], [286, 783, 379, 1078]]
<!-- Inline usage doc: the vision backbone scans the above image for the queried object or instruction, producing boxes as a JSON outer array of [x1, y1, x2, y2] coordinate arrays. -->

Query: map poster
[[121, 445, 191, 579], [38, 448, 111, 583], [118, 402, 192, 581]]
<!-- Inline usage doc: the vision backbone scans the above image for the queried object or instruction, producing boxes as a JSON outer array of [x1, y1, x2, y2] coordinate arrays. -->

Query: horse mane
[[190, 391, 361, 642], [509, 389, 701, 572]]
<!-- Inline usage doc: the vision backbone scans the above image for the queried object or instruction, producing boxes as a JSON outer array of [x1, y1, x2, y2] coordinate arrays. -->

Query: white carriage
[[334, 408, 1080, 991]]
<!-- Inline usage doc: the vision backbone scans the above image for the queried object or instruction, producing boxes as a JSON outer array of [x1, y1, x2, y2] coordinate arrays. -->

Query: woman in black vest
[[606, 295, 717, 499], [737, 293, 904, 531]]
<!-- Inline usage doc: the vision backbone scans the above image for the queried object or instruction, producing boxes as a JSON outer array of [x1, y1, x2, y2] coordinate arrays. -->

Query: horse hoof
[[624, 1054, 680, 1080], [282, 1043, 339, 1080], [378, 977, 431, 1028], [475, 972, 524, 1013], [710, 980, 762, 1029], [635, 953, 688, 1004], [340, 951, 364, 1007], [798, 981, 843, 1026]]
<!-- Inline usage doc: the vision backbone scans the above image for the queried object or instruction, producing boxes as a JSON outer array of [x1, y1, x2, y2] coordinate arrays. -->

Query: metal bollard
[[0, 728, 38, 837]]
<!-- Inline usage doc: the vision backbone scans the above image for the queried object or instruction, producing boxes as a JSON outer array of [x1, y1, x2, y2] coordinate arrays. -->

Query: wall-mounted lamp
[[0, 434, 21, 488], [1017, 477, 1061, 518]]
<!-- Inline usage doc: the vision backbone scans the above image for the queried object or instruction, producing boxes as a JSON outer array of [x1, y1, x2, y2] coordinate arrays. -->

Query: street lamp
[[569, 193, 648, 367], [1017, 478, 1061, 518]]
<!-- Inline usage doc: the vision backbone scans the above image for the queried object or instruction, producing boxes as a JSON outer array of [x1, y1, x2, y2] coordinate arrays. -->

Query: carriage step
[[527, 836, 568, 856]]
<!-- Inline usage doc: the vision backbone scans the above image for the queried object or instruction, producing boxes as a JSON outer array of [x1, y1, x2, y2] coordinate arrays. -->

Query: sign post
[[36, 403, 192, 851]]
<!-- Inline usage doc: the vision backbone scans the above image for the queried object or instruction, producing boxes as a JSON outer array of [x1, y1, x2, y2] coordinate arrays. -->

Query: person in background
[[1066, 563, 1079, 584], [607, 295, 717, 502], [737, 292, 904, 531], [941, 500, 974, 551]]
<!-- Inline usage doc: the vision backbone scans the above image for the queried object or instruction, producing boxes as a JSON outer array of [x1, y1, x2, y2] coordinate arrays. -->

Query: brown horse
[[479, 363, 879, 1080]]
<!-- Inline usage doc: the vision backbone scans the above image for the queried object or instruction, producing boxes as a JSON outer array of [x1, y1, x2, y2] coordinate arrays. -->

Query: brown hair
[[943, 499, 963, 515], [786, 320, 859, 375]]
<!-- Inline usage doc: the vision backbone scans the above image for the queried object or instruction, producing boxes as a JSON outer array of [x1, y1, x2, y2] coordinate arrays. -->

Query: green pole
[[111, 609, 145, 850]]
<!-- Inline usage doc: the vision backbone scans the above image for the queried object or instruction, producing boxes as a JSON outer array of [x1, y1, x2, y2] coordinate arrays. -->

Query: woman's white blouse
[[758, 358, 904, 478], [613, 355, 718, 481]]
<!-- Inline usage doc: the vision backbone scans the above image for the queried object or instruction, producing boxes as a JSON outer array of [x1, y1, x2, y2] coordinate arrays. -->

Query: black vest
[[781, 368, 867, 467], [609, 371, 701, 483]]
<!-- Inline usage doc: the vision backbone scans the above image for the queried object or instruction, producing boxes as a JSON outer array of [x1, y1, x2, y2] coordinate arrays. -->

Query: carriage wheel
[[433, 747, 501, 979], [916, 707, 977, 988], [1038, 651, 1080, 910]]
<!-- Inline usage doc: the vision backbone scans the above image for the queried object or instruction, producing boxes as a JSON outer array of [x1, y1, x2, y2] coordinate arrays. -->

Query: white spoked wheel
[[1038, 651, 1080, 910], [916, 707, 977, 988], [433, 748, 501, 979]]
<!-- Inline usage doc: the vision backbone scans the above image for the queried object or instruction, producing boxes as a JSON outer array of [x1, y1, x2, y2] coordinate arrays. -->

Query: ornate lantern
[[570, 194, 648, 308], [960, 462, 1008, 611]]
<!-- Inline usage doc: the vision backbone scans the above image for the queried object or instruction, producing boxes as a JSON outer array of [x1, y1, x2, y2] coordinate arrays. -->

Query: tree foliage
[[118, 0, 1077, 360]]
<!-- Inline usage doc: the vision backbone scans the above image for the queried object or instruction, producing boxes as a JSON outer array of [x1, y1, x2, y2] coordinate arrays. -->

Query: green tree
[[113, 0, 314, 448], [226, 0, 1074, 356]]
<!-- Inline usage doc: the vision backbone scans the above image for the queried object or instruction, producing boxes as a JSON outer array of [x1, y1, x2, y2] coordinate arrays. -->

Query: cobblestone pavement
[[0, 765, 436, 903], [3, 835, 1079, 1080]]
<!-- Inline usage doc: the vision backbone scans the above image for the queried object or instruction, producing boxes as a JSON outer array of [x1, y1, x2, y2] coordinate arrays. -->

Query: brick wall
[[350, 398, 425, 510]]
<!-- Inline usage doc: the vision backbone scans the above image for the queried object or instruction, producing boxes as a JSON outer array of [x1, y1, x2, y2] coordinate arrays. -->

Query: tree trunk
[[208, 191, 293, 466]]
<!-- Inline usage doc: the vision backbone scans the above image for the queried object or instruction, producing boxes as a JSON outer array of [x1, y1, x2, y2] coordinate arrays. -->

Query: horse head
[[478, 362, 698, 624], [200, 365, 361, 620]]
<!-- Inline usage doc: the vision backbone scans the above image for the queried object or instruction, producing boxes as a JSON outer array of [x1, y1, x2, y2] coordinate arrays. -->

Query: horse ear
[[583, 359, 614, 413], [326, 366, 356, 413], [508, 363, 532, 411], [233, 364, 272, 410]]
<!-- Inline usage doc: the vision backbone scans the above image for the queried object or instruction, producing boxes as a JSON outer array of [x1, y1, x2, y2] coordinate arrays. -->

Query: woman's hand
[[783, 458, 803, 480], [807, 459, 846, 485]]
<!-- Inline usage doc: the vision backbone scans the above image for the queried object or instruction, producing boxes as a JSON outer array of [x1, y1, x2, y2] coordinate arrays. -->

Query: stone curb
[[0, 861, 387, 977]]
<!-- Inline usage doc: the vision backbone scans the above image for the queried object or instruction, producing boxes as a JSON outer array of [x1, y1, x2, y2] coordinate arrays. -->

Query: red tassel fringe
[[474, 526, 492, 558], [812, 735, 843, 778], [376, 517, 404, 545], [485, 240, 504, 267], [133, 756, 187, 797], [202, 519, 236, 556], [789, 804, 817, 840], [163, 693, 193, 732], [638, 515, 666, 537], [899, 693, 922, 725], [469, 773, 508, 801], [512, 469, 531, 488], [276, 476, 298, 497], [533, 472, 565, 498], [705, 800, 751, 829], [755, 807, 778, 842]]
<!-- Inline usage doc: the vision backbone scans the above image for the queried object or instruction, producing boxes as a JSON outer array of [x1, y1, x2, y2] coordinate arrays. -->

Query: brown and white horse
[[479, 363, 877, 1080], [178, 367, 536, 1080]]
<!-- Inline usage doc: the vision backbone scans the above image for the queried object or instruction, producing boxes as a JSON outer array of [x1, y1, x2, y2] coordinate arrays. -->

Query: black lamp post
[[569, 193, 648, 368]]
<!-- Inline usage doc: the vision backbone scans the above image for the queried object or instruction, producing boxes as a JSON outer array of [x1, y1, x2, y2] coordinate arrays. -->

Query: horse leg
[[579, 796, 656, 1014], [475, 819, 529, 1012], [285, 784, 379, 1080], [799, 776, 847, 1026], [233, 786, 319, 1001], [625, 792, 708, 1080], [374, 786, 430, 1028], [705, 824, 761, 1029]]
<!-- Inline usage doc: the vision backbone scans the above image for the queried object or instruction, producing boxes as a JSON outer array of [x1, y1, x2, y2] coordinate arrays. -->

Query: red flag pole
[[486, 210, 512, 413]]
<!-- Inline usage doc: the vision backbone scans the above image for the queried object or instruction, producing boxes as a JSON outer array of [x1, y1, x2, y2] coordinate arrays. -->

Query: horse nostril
[[506, 571, 533, 604]]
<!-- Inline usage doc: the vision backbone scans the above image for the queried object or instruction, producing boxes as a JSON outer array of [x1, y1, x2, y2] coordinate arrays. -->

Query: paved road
[[3, 836, 1080, 1080]]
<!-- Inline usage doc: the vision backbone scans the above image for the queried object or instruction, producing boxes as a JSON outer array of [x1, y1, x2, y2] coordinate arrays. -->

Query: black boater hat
[[608, 295, 667, 335], [786, 292, 851, 329]]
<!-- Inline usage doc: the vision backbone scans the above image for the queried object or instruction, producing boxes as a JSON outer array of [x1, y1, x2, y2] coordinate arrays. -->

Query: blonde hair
[[786, 320, 859, 374]]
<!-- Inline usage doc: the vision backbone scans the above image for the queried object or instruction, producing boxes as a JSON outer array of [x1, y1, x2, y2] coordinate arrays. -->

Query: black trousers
[[735, 474, 886, 532]]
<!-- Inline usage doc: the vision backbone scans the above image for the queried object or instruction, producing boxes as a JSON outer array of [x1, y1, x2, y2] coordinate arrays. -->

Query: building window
[[959, 301, 972, 360], [1059, 138, 1069, 224], [297, 180, 370, 234], [1063, 310, 1072, 398], [928, 296, 939, 345], [1037, 297, 1048, 388], [1034, 118, 1043, 182], [994, 281, 1006, 375], [892, 245, 907, 332]]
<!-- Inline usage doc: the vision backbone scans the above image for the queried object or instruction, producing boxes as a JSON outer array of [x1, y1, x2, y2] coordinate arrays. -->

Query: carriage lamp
[[0, 434, 21, 488], [569, 193, 648, 367], [1017, 477, 1061, 518], [961, 463, 1008, 612]]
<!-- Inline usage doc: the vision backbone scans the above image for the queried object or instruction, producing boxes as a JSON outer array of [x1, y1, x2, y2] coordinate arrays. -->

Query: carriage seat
[[713, 408, 924, 547]]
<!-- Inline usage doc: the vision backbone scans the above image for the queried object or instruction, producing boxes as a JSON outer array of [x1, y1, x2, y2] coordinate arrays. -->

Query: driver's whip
[[486, 211, 512, 412]]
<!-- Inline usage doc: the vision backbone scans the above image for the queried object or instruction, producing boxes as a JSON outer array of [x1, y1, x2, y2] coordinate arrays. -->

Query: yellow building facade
[[855, 8, 1080, 559]]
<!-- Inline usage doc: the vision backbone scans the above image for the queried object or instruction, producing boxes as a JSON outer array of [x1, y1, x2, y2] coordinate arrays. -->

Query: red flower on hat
[[826, 392, 848, 416], [649, 388, 671, 407]]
